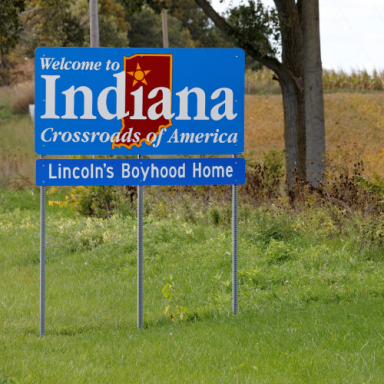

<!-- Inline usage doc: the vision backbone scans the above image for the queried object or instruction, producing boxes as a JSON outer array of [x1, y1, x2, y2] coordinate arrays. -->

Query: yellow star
[[127, 63, 151, 86]]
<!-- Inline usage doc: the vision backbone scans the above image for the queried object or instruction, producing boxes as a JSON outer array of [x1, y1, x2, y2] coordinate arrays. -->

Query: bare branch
[[21, 6, 41, 15]]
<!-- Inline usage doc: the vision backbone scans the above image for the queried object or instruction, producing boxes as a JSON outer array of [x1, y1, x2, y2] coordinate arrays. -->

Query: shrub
[[69, 186, 134, 219], [265, 239, 292, 264]]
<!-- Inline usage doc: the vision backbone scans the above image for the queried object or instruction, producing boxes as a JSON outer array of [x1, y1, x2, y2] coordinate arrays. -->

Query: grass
[[0, 88, 37, 184], [2, 188, 384, 382]]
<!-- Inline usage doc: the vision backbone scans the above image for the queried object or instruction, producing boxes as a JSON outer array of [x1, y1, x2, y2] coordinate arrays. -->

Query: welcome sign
[[35, 48, 245, 155]]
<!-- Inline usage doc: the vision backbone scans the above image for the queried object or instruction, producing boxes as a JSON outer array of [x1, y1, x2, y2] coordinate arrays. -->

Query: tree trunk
[[277, 0, 306, 182], [279, 74, 306, 183], [302, 0, 325, 184], [193, 0, 319, 183]]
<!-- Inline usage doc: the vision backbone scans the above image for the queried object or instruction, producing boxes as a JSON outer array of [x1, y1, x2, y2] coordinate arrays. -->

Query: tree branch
[[273, 0, 283, 14], [194, 0, 285, 75], [194, 0, 231, 33]]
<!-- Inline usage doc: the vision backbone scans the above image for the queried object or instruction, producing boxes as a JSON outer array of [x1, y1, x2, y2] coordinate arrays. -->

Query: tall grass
[[9, 81, 34, 114], [245, 68, 384, 94]]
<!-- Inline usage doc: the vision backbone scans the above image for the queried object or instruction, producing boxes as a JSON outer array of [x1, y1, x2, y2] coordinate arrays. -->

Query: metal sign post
[[137, 155, 144, 329], [34, 47, 245, 331], [232, 155, 238, 314], [40, 155, 46, 336]]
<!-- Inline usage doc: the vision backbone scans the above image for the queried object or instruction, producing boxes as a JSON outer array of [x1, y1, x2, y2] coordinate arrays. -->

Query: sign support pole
[[40, 155, 46, 336], [232, 154, 238, 314], [137, 155, 144, 328]]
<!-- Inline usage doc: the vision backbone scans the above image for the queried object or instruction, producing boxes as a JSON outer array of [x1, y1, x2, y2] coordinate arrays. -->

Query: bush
[[69, 186, 134, 219], [265, 239, 292, 264]]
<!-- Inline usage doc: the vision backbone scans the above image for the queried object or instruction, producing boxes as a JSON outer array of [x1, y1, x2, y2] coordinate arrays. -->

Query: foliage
[[227, 0, 280, 59], [167, 0, 232, 48], [356, 173, 384, 199], [0, 0, 25, 54], [265, 239, 292, 264], [162, 275, 188, 322], [68, 185, 134, 218], [323, 69, 384, 92], [125, 7, 194, 48]]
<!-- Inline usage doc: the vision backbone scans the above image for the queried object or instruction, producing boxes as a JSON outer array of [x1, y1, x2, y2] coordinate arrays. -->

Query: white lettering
[[176, 87, 209, 120], [73, 167, 80, 179], [40, 58, 54, 70], [167, 129, 179, 143], [169, 167, 177, 178], [226, 166, 233, 178], [151, 164, 159, 178], [148, 87, 174, 120], [99, 132, 110, 143], [132, 167, 139, 178], [81, 167, 89, 178], [141, 167, 149, 181], [212, 166, 224, 177], [178, 164, 185, 178], [203, 166, 211, 177], [41, 128, 53, 142], [49, 164, 57, 179], [97, 71, 128, 120], [62, 86, 96, 120], [228, 133, 238, 143], [211, 88, 237, 121], [107, 167, 114, 178], [131, 87, 146, 120], [160, 167, 168, 178], [41, 75, 60, 119], [180, 132, 194, 143], [122, 164, 130, 178], [193, 162, 201, 178]]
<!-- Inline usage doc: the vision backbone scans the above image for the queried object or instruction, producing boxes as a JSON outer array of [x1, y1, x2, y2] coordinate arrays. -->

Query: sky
[[210, 0, 384, 73]]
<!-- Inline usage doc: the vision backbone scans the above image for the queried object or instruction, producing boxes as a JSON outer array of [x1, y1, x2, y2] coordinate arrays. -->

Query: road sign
[[35, 48, 245, 156], [36, 158, 245, 186]]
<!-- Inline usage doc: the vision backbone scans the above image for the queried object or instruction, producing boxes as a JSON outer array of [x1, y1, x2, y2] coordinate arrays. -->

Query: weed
[[265, 239, 292, 264]]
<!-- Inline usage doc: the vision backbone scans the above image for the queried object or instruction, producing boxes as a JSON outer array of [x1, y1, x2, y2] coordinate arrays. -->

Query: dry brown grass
[[9, 81, 34, 114], [245, 93, 384, 176]]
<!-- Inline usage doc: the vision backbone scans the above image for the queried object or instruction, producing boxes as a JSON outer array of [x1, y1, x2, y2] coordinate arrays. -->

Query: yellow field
[[245, 93, 384, 175], [1, 92, 384, 181]]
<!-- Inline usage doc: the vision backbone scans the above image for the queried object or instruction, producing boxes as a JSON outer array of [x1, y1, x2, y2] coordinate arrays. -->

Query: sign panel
[[36, 158, 245, 186], [35, 48, 245, 155]]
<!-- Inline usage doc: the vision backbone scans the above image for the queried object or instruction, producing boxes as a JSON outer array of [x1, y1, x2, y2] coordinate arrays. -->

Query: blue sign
[[36, 158, 246, 186], [35, 48, 245, 156]]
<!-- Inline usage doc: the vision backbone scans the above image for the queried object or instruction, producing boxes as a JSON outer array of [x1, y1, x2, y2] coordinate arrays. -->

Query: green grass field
[[1, 188, 384, 383]]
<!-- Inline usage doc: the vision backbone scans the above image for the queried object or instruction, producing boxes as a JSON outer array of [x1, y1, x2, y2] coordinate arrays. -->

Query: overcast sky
[[210, 0, 384, 73]]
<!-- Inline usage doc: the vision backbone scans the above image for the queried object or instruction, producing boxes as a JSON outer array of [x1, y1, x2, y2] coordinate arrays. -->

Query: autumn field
[[1, 90, 384, 183], [244, 93, 384, 175]]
